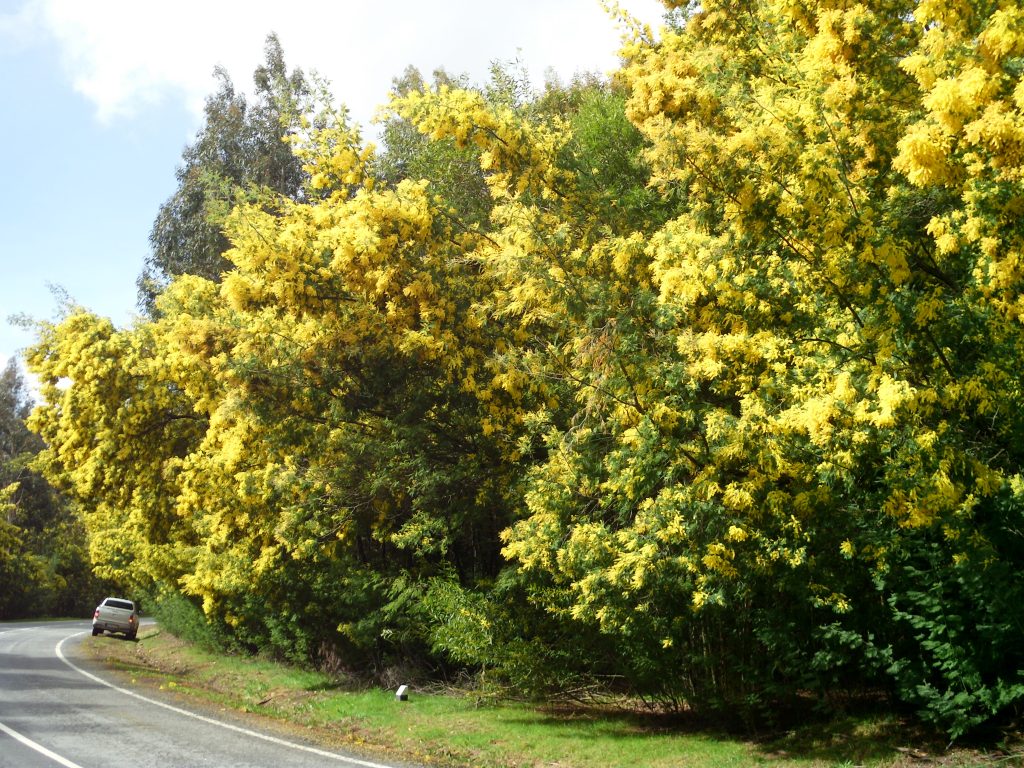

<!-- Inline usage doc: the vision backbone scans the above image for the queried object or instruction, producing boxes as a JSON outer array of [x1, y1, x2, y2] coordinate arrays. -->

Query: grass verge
[[80, 626, 1021, 768]]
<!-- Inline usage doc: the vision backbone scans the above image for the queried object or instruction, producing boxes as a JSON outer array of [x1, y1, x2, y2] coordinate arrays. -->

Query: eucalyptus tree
[[138, 34, 310, 312]]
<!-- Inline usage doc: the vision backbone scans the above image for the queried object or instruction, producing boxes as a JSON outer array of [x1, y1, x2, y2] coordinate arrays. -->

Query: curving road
[[0, 620, 417, 768]]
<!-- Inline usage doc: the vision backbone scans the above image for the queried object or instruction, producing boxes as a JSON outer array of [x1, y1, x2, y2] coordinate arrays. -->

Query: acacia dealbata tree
[[26, 0, 1024, 737]]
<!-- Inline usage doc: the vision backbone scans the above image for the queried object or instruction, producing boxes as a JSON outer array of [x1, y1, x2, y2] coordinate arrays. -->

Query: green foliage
[[418, 573, 613, 698], [147, 591, 233, 652], [881, 520, 1024, 738], [555, 86, 675, 232], [374, 66, 492, 228]]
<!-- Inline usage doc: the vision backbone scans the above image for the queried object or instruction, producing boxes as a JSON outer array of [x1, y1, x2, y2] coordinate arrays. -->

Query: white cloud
[[22, 0, 667, 129], [0, 2, 39, 50]]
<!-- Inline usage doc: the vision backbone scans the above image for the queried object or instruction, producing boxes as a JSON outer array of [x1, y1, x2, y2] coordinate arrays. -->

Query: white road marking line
[[0, 719, 85, 768], [55, 633, 400, 768]]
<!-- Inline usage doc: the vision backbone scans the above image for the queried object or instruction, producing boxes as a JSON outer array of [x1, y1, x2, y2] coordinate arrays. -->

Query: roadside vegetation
[[0, 358, 110, 618], [9, 0, 1024, 749], [84, 626, 1021, 768]]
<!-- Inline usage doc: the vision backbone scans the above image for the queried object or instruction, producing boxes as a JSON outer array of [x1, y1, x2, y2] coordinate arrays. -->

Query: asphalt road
[[0, 620, 417, 768]]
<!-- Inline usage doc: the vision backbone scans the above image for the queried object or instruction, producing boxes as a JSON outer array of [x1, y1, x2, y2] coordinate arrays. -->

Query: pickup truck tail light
[[93, 609, 99, 619]]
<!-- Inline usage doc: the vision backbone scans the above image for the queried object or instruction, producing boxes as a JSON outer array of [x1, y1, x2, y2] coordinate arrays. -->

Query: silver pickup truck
[[91, 597, 139, 639]]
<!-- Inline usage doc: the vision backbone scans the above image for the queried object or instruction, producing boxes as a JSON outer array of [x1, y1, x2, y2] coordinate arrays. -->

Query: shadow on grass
[[495, 699, 1002, 766], [754, 712, 939, 765]]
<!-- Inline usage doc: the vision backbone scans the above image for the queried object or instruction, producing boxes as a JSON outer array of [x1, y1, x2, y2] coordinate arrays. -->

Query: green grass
[[82, 627, 1021, 768]]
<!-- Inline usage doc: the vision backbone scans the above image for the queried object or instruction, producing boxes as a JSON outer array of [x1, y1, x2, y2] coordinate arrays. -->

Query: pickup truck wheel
[[91, 627, 101, 636], [126, 631, 137, 641]]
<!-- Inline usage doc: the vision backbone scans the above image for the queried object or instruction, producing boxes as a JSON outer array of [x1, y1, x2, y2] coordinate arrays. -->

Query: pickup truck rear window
[[104, 599, 135, 610]]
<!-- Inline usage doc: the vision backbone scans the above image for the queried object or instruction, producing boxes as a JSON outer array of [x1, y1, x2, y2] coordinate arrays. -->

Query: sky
[[0, 0, 668, 376]]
